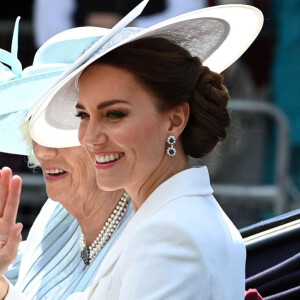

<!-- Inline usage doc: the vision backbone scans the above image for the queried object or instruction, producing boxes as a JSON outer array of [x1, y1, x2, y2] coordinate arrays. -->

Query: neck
[[126, 153, 188, 212], [67, 188, 125, 245]]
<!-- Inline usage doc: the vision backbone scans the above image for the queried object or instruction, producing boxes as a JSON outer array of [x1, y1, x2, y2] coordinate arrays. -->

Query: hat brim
[[0, 69, 65, 115], [0, 110, 30, 155], [29, 4, 264, 148], [0, 70, 65, 155], [0, 25, 117, 155]]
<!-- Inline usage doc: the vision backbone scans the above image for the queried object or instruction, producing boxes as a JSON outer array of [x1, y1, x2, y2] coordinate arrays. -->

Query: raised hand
[[0, 167, 23, 276]]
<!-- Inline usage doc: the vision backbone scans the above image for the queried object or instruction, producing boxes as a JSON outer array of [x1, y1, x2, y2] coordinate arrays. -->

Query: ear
[[167, 102, 190, 138]]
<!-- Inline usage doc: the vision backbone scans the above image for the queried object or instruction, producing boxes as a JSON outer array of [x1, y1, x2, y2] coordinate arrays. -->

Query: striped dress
[[5, 198, 134, 300]]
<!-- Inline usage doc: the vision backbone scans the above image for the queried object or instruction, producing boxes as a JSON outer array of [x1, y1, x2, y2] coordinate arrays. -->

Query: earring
[[166, 135, 176, 157]]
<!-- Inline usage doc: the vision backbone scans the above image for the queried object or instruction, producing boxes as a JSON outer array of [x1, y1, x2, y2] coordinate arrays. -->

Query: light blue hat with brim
[[0, 17, 112, 155]]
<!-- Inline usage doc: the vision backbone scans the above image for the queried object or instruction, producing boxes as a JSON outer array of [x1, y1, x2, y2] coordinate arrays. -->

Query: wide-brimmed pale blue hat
[[0, 18, 113, 155], [27, 0, 264, 148]]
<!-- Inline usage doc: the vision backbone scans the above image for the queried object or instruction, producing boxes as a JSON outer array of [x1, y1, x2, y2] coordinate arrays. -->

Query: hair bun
[[182, 59, 230, 157], [197, 66, 229, 105]]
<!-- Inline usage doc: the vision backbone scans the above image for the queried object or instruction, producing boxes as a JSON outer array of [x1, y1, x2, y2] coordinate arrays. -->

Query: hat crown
[[0, 24, 112, 84], [33, 27, 110, 66]]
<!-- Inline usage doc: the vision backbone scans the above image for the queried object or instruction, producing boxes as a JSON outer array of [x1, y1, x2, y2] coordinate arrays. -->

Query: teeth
[[95, 153, 123, 164], [45, 169, 65, 174]]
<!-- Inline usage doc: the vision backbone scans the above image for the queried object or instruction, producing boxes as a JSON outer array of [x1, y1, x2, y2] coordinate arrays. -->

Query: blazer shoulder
[[132, 194, 244, 254]]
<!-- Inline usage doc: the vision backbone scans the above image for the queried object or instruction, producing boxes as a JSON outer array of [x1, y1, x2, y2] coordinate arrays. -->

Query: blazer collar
[[87, 166, 213, 294], [126, 166, 213, 231]]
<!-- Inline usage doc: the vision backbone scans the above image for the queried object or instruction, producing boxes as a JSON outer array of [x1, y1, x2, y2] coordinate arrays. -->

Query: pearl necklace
[[80, 191, 130, 266]]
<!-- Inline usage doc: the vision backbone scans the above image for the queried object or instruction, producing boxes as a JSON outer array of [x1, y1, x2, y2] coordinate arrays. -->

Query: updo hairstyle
[[95, 37, 230, 158]]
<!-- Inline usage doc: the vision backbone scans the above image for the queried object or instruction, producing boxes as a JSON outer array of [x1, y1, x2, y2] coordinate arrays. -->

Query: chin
[[96, 179, 122, 192], [46, 188, 65, 202]]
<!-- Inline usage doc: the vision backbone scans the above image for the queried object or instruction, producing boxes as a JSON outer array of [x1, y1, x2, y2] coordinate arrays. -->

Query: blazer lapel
[[85, 166, 213, 296], [84, 197, 157, 295], [85, 229, 132, 296]]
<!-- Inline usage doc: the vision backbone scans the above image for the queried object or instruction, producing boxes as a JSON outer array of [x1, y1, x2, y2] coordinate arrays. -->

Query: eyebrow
[[76, 99, 129, 110]]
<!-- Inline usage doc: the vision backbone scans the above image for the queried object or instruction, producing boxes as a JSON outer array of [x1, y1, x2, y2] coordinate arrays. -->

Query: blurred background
[[0, 0, 299, 239]]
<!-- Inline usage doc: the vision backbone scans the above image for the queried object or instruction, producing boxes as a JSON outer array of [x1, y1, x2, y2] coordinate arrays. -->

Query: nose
[[33, 141, 58, 160], [79, 120, 108, 149]]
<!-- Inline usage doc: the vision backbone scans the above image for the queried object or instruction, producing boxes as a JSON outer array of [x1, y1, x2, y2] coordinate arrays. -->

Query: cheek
[[116, 116, 166, 158], [78, 123, 87, 145], [69, 150, 94, 177]]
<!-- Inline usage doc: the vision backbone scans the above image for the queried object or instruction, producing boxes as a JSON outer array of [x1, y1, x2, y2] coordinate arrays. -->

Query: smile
[[95, 153, 124, 164], [44, 168, 68, 182], [45, 168, 66, 175]]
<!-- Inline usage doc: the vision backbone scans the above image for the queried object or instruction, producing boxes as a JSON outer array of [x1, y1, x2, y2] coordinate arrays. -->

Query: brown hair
[[94, 37, 230, 158]]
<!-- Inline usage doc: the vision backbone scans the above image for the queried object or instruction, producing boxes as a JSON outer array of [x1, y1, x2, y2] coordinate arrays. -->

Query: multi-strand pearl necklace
[[80, 191, 130, 266]]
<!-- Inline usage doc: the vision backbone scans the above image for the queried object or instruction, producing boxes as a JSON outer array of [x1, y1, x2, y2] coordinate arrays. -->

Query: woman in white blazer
[[68, 40, 246, 300], [5, 2, 264, 299]]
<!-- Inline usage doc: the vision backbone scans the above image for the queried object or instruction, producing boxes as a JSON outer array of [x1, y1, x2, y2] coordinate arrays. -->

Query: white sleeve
[[119, 220, 210, 300]]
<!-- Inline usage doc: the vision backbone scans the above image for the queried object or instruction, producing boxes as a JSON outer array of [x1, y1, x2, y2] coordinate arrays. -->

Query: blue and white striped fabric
[[5, 198, 134, 300]]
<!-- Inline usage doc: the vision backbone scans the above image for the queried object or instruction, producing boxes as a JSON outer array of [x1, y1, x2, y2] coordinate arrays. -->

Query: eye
[[107, 111, 127, 119], [75, 112, 89, 120]]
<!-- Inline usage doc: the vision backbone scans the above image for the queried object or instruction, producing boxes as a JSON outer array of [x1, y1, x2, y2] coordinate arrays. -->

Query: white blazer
[[6, 166, 246, 299]]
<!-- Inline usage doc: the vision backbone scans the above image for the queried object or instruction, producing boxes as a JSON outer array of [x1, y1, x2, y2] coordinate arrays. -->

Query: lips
[[43, 168, 68, 182]]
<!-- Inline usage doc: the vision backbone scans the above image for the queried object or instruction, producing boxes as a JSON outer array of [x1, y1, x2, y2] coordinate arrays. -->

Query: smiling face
[[32, 141, 98, 207], [76, 64, 187, 197]]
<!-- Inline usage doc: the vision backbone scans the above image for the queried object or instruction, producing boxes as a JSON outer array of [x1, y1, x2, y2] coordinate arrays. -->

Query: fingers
[[0, 167, 12, 218], [0, 223, 22, 275], [2, 175, 22, 225], [7, 223, 23, 250]]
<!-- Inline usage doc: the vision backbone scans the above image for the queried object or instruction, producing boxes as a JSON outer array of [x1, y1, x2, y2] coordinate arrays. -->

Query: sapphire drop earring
[[166, 135, 176, 157]]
